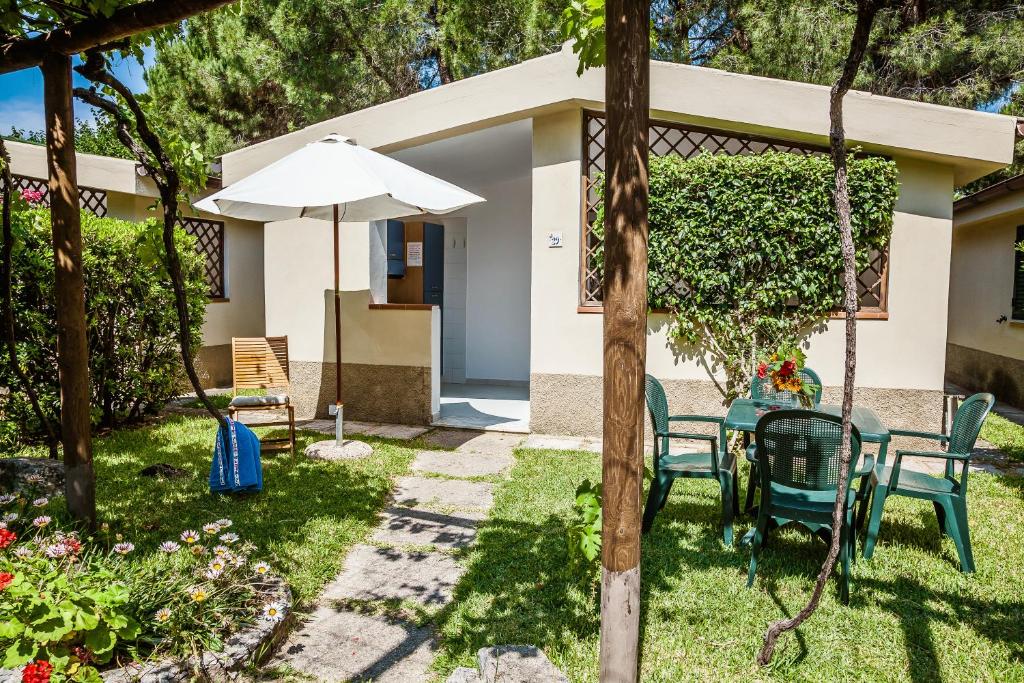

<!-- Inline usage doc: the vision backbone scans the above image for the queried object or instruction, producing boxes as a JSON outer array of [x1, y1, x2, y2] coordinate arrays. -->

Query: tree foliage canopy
[[145, 0, 567, 156], [593, 152, 898, 401]]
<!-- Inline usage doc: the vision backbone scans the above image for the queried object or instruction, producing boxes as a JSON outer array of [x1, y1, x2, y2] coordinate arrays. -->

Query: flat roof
[[6, 139, 157, 197], [222, 43, 1017, 186]]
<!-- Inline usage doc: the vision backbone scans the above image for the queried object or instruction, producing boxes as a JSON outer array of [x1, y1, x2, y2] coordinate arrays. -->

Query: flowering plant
[[756, 343, 819, 408], [0, 489, 281, 681]]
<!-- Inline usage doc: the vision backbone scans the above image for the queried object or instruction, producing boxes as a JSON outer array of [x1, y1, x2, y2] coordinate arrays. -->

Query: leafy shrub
[[0, 207, 207, 445], [0, 490, 282, 680], [566, 478, 602, 584], [593, 151, 898, 401]]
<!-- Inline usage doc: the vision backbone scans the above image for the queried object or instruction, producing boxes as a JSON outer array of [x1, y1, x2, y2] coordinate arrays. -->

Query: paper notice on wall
[[407, 241, 423, 267]]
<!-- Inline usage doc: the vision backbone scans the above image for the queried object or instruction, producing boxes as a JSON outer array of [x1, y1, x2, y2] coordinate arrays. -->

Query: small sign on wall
[[407, 241, 423, 267], [548, 232, 563, 248]]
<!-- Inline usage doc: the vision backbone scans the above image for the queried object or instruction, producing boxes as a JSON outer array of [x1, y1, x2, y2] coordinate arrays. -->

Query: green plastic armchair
[[744, 366, 823, 515], [746, 409, 871, 604], [860, 393, 994, 573], [642, 374, 739, 545]]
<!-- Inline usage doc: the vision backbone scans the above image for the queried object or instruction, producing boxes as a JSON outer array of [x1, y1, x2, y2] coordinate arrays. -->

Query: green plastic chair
[[860, 393, 994, 573], [746, 410, 871, 604], [744, 367, 824, 515], [642, 374, 739, 545]]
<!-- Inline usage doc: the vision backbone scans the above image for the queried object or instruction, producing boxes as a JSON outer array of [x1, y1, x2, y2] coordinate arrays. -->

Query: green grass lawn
[[434, 447, 1024, 682], [19, 415, 415, 606], [981, 413, 1024, 462]]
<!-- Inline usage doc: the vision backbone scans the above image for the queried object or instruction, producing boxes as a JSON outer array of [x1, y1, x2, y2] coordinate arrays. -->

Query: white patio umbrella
[[194, 134, 485, 444]]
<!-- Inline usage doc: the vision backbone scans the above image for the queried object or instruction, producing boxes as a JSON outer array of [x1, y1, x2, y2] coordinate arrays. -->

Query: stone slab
[[322, 545, 464, 607], [276, 607, 435, 682], [373, 506, 484, 550], [393, 476, 495, 511], [412, 450, 514, 477], [423, 429, 523, 455], [521, 435, 588, 451], [305, 439, 374, 461], [301, 420, 430, 440], [447, 668, 483, 683], [478, 645, 569, 683]]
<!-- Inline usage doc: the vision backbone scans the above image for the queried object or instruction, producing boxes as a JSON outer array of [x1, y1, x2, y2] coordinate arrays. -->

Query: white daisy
[[230, 554, 246, 568], [32, 516, 51, 528], [219, 532, 239, 544], [202, 523, 220, 535], [189, 586, 208, 603], [31, 497, 48, 508], [262, 602, 285, 623], [13, 546, 32, 559], [0, 494, 16, 505], [4, 512, 18, 523], [45, 543, 68, 558], [204, 567, 223, 580], [253, 561, 272, 575], [155, 608, 172, 623], [215, 518, 232, 529], [212, 544, 230, 557], [180, 530, 200, 544], [24, 474, 44, 485], [113, 542, 134, 555], [159, 541, 181, 553], [208, 558, 227, 573]]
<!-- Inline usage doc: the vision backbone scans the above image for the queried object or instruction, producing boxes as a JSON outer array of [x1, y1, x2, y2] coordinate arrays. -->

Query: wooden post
[[42, 52, 95, 527], [600, 1, 649, 681]]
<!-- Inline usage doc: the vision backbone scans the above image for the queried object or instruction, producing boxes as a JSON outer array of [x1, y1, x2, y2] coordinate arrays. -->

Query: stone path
[[270, 428, 520, 682]]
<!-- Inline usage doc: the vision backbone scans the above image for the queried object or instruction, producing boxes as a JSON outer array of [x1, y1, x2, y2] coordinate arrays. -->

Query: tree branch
[[757, 0, 885, 665], [0, 0, 235, 75], [74, 52, 226, 429]]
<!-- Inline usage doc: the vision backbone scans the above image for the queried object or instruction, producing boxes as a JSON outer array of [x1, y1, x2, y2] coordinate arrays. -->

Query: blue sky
[[0, 48, 153, 134]]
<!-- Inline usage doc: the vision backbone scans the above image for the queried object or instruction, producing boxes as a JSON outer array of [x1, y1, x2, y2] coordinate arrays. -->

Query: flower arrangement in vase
[[756, 343, 819, 409]]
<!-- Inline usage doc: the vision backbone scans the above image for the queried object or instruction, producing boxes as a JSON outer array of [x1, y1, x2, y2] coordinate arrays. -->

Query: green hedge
[[1, 208, 206, 446], [592, 151, 899, 399]]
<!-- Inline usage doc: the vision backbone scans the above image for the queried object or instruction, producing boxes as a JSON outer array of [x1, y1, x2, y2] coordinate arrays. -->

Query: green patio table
[[726, 399, 891, 529]]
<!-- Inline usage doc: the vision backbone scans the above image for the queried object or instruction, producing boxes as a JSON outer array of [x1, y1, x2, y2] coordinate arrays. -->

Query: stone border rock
[[305, 439, 373, 461], [0, 458, 64, 497], [0, 577, 291, 683], [446, 645, 569, 683]]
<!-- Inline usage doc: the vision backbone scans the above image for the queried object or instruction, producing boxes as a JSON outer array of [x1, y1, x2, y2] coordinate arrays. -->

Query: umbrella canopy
[[193, 134, 484, 221], [193, 133, 484, 445]]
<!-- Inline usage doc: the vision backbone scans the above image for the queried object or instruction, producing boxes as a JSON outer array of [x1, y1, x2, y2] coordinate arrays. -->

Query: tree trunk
[[42, 52, 95, 527], [0, 138, 61, 459], [757, 0, 882, 664], [600, 1, 650, 681]]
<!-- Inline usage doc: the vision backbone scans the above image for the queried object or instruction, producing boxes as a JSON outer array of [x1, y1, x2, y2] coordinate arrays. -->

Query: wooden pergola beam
[[0, 0, 234, 75]]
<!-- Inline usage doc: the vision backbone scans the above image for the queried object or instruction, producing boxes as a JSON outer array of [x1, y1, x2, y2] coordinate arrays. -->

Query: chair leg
[[944, 498, 975, 574], [744, 464, 759, 516], [839, 520, 851, 605], [641, 474, 664, 534], [862, 484, 888, 559], [657, 478, 674, 511], [288, 405, 296, 459], [746, 511, 770, 588], [731, 462, 741, 518], [720, 473, 735, 546], [933, 500, 947, 537]]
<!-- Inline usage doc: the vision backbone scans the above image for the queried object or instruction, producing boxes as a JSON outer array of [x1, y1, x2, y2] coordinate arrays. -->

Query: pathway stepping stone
[[373, 506, 484, 550], [393, 476, 494, 511], [412, 449, 514, 477], [278, 608, 436, 683], [423, 429, 522, 454], [322, 544, 465, 607]]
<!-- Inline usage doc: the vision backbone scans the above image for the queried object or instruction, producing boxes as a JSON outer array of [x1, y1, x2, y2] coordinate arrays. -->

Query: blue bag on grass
[[209, 417, 263, 493]]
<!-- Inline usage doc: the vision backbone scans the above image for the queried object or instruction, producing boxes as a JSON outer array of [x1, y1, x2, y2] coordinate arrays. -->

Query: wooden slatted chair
[[228, 336, 296, 457]]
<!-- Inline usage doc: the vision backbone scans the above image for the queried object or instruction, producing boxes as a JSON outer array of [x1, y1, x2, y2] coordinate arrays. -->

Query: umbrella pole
[[333, 203, 343, 445]]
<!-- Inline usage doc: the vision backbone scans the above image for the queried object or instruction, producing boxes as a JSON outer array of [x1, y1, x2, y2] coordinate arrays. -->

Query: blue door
[[423, 223, 444, 306]]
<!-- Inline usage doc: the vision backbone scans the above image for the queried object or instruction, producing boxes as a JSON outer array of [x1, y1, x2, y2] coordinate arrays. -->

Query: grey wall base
[[530, 373, 945, 448], [289, 361, 433, 425], [947, 342, 1024, 410]]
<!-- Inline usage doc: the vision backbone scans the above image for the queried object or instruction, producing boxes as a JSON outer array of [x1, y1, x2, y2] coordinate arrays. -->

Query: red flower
[[0, 528, 15, 549], [62, 537, 82, 555], [756, 362, 768, 379], [71, 646, 92, 665], [21, 660, 52, 683], [0, 572, 13, 590], [779, 359, 797, 377], [19, 188, 45, 205]]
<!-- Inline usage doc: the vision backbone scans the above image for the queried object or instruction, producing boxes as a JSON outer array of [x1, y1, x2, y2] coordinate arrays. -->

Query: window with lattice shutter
[[177, 217, 226, 299], [4, 174, 107, 216], [1013, 225, 1024, 321]]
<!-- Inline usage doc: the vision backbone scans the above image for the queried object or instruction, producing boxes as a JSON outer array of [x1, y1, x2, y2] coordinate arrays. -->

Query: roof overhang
[[954, 174, 1024, 229], [5, 139, 159, 197], [222, 43, 1017, 188]]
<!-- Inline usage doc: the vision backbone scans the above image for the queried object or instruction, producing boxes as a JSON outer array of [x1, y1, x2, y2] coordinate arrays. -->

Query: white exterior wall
[[463, 174, 533, 383], [530, 110, 954, 392]]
